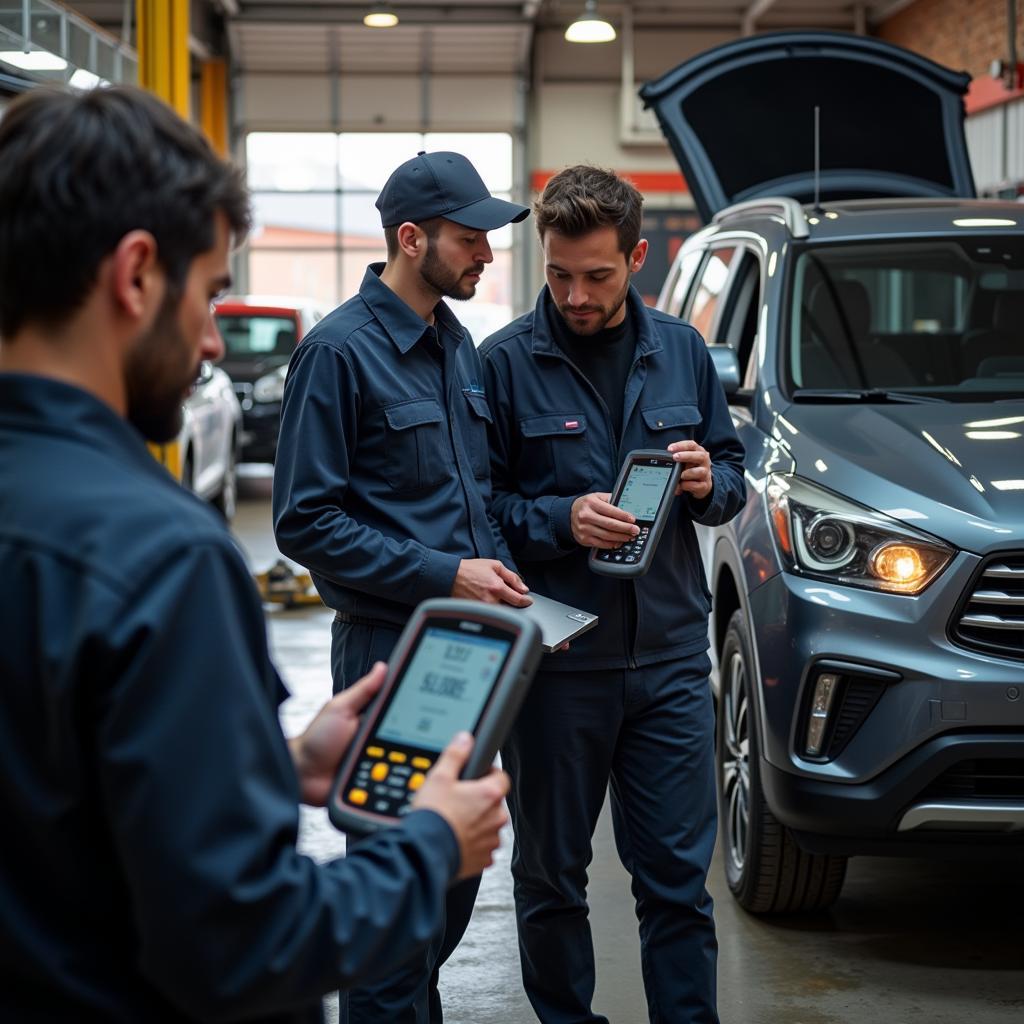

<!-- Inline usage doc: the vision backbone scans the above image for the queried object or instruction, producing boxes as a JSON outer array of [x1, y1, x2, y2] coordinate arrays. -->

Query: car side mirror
[[707, 344, 741, 395]]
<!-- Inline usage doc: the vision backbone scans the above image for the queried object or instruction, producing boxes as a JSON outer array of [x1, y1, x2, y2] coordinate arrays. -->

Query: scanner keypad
[[349, 746, 434, 816], [596, 526, 649, 564]]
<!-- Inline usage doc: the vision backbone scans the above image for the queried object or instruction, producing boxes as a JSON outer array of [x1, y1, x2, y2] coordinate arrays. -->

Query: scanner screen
[[377, 628, 511, 752]]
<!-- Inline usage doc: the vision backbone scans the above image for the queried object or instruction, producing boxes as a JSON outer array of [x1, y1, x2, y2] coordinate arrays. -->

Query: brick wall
[[875, 0, 1021, 79]]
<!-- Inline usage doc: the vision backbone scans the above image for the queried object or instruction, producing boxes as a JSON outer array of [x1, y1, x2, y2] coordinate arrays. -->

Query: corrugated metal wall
[[966, 97, 1024, 194]]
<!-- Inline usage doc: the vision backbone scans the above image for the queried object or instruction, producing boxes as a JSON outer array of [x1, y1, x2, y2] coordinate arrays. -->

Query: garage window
[[243, 131, 515, 343]]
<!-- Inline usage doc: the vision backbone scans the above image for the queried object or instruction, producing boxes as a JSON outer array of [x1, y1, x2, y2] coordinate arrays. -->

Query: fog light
[[805, 672, 841, 756]]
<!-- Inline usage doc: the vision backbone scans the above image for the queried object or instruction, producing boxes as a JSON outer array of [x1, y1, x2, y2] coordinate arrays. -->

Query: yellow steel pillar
[[137, 0, 190, 479], [136, 0, 191, 118], [200, 58, 229, 157]]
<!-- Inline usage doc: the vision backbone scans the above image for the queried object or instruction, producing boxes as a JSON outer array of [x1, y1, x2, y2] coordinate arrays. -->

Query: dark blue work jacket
[[274, 264, 515, 626], [480, 287, 746, 671], [0, 375, 458, 1023]]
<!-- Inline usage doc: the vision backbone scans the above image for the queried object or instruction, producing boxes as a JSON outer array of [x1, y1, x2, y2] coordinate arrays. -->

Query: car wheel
[[717, 609, 847, 913], [212, 441, 238, 522]]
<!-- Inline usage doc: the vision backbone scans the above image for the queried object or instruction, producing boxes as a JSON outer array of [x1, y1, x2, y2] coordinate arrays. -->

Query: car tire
[[717, 609, 847, 913], [212, 441, 238, 522]]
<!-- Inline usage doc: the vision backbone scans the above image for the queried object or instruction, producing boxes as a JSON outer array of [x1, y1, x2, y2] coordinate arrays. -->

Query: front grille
[[918, 759, 1024, 801], [951, 554, 1024, 661]]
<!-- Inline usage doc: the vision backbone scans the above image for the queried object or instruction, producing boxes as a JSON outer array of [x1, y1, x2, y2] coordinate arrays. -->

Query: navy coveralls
[[480, 287, 746, 1024], [273, 264, 516, 1023], [0, 375, 460, 1024]]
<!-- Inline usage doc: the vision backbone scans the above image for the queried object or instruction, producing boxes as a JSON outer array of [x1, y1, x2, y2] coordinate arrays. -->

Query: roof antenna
[[813, 104, 823, 214]]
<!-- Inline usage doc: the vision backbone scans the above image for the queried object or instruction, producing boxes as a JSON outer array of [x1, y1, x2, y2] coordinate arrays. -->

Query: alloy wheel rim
[[721, 649, 750, 874]]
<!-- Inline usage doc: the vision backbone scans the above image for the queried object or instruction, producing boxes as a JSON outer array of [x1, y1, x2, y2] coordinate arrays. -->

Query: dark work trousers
[[501, 652, 719, 1024], [331, 618, 482, 1024]]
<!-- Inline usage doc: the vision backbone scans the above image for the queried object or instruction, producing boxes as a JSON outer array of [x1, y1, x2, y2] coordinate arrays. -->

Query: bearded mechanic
[[479, 165, 747, 1024], [273, 151, 532, 1024]]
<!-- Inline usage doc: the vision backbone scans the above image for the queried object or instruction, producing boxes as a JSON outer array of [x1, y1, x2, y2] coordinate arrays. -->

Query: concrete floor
[[234, 470, 1024, 1024]]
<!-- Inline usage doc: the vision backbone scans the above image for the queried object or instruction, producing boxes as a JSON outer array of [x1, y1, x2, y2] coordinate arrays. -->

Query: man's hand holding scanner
[[571, 492, 639, 549], [412, 731, 510, 880], [452, 558, 532, 607], [289, 662, 388, 807], [668, 440, 713, 501], [293, 661, 510, 880]]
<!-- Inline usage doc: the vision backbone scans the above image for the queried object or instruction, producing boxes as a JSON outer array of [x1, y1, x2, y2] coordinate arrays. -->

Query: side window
[[684, 246, 737, 340], [663, 248, 705, 317], [716, 251, 762, 385]]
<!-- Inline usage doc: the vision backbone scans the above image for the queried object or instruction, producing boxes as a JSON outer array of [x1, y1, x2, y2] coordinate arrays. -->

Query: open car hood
[[639, 31, 976, 222]]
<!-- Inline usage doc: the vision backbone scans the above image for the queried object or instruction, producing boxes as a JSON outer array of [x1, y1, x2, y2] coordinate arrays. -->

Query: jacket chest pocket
[[384, 398, 450, 492], [640, 403, 702, 447], [463, 391, 493, 480], [518, 413, 593, 495]]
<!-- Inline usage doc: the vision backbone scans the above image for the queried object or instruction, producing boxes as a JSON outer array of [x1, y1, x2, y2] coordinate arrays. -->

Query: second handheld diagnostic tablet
[[589, 449, 682, 579], [329, 598, 542, 834]]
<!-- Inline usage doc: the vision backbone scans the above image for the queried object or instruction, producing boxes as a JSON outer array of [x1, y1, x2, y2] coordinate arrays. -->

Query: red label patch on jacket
[[564, 420, 579, 430]]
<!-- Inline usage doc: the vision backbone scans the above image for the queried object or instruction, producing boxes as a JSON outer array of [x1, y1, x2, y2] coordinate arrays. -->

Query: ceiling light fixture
[[565, 0, 616, 44], [0, 48, 68, 71], [363, 4, 399, 28]]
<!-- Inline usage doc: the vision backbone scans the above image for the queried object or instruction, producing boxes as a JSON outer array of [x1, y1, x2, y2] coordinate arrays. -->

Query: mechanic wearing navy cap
[[273, 152, 531, 1023]]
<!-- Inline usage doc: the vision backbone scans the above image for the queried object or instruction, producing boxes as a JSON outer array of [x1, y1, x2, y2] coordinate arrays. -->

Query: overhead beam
[[228, 5, 536, 26]]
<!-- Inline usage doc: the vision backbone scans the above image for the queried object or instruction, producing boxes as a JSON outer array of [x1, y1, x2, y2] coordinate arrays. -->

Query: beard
[[125, 289, 200, 444], [557, 274, 631, 336], [419, 237, 484, 302]]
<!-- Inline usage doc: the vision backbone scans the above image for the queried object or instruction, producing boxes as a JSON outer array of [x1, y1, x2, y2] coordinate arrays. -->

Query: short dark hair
[[383, 216, 444, 260], [0, 85, 251, 338], [534, 165, 644, 255]]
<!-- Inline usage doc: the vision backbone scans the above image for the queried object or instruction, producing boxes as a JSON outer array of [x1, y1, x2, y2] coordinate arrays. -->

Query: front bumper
[[746, 552, 1024, 844], [239, 402, 281, 463], [761, 734, 1024, 856]]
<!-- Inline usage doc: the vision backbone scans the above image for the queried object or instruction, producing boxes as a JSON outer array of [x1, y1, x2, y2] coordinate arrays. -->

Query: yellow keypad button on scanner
[[388, 751, 408, 764], [408, 772, 426, 791], [366, 746, 384, 758], [412, 757, 431, 770], [348, 788, 368, 806], [371, 763, 389, 782]]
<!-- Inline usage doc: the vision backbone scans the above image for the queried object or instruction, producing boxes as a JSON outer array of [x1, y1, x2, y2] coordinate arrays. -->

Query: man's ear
[[110, 230, 163, 322], [396, 221, 424, 260], [629, 239, 649, 274]]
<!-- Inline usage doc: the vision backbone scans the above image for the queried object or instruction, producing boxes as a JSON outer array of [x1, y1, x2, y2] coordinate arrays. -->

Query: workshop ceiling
[[67, 1, 916, 76]]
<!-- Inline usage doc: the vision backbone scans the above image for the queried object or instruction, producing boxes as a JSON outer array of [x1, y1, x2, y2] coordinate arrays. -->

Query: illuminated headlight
[[252, 366, 286, 404], [766, 475, 953, 594]]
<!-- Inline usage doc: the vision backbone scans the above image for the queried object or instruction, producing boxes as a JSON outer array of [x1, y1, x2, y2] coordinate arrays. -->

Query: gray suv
[[642, 32, 1024, 912]]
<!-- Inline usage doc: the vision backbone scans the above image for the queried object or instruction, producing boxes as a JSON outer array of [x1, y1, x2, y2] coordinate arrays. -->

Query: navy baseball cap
[[376, 151, 530, 230]]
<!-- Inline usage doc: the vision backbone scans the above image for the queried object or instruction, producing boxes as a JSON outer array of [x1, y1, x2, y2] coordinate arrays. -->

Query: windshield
[[788, 238, 1024, 398], [215, 313, 298, 358]]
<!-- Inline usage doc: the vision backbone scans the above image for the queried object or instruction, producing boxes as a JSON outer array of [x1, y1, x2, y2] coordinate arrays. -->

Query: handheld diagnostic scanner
[[329, 598, 542, 834], [590, 450, 682, 579]]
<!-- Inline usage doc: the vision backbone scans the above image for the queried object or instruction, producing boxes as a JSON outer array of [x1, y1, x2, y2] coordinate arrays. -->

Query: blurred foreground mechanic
[[480, 166, 746, 1024], [0, 86, 508, 1024], [273, 150, 531, 1023]]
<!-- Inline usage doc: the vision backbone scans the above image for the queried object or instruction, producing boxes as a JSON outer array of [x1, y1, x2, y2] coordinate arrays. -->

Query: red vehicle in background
[[213, 296, 324, 464]]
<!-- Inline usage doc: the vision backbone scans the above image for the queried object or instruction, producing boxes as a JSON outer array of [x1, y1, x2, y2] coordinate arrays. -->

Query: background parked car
[[150, 360, 242, 520], [642, 32, 1024, 913], [213, 296, 323, 463]]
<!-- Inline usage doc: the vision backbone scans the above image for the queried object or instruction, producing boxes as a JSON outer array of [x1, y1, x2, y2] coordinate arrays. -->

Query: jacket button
[[656, 420, 664, 427]]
